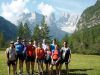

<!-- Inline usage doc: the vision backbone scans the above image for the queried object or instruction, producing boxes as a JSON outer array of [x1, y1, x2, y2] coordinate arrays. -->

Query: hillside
[[68, 0, 100, 54], [77, 0, 100, 29], [0, 16, 17, 41]]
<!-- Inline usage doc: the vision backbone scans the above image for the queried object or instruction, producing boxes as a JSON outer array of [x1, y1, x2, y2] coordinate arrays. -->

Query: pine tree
[[32, 24, 40, 42], [32, 16, 51, 43], [17, 22, 24, 38], [23, 23, 31, 40], [41, 16, 51, 43]]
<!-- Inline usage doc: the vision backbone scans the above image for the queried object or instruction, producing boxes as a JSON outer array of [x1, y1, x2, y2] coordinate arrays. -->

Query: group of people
[[5, 37, 71, 75]]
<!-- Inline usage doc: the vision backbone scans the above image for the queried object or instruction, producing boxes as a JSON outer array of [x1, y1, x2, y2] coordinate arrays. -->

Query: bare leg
[[8, 66, 10, 75], [45, 64, 48, 73], [13, 65, 16, 75], [37, 61, 41, 74], [50, 65, 53, 75], [15, 60, 18, 74], [19, 60, 23, 74], [65, 63, 68, 75], [48, 64, 50, 75], [56, 65, 59, 75], [41, 62, 44, 73], [58, 64, 62, 75], [26, 61, 30, 74], [31, 62, 34, 74]]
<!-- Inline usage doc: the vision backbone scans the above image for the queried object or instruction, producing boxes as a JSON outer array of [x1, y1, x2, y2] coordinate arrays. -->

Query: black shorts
[[36, 59, 44, 63], [16, 53, 25, 61], [44, 58, 51, 64], [60, 59, 69, 64], [26, 56, 35, 62], [7, 60, 16, 66], [51, 59, 60, 66]]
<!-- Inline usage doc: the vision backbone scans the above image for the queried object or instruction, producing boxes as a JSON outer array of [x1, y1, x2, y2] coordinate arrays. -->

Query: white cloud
[[38, 2, 55, 16], [1, 0, 30, 24]]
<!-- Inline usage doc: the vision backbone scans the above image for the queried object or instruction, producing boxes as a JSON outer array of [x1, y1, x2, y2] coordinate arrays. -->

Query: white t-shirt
[[6, 47, 17, 61], [42, 43, 47, 50], [61, 47, 71, 59]]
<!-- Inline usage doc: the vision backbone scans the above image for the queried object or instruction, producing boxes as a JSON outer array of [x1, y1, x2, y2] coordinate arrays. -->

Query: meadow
[[0, 51, 100, 75]]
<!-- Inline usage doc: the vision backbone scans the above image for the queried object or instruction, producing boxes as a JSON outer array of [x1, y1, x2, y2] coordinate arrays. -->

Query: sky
[[0, 0, 96, 16], [0, 0, 97, 25]]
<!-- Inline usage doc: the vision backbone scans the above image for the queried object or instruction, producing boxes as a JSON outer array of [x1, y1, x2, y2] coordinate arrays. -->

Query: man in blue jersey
[[14, 37, 24, 75]]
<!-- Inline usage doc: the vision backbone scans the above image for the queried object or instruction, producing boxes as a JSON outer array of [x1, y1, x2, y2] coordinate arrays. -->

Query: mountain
[[1, 11, 79, 40], [70, 0, 100, 54], [56, 13, 79, 33], [18, 12, 43, 31], [45, 13, 68, 40], [77, 0, 100, 30], [0, 16, 17, 41], [18, 12, 68, 40]]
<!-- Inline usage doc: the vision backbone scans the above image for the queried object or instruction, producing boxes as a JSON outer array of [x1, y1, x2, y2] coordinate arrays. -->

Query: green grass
[[0, 51, 100, 75]]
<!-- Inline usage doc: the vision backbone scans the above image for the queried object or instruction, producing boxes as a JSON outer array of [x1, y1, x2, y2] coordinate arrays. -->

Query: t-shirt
[[50, 44, 56, 53], [42, 43, 47, 50], [36, 48, 45, 59], [26, 44, 35, 57], [45, 50, 52, 60], [61, 47, 71, 59], [14, 42, 24, 54], [6, 47, 17, 61]]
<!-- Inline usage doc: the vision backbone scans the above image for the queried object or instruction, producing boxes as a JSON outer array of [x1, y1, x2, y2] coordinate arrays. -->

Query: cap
[[10, 41, 14, 44]]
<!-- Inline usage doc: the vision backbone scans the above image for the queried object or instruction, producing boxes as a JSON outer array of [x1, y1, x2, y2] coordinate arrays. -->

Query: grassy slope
[[0, 51, 100, 75]]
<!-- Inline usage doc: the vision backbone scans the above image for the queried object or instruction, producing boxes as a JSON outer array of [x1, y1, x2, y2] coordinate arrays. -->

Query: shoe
[[32, 72, 34, 75]]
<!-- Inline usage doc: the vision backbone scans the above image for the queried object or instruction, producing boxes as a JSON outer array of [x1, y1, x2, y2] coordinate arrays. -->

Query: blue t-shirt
[[14, 42, 24, 54], [50, 44, 55, 53]]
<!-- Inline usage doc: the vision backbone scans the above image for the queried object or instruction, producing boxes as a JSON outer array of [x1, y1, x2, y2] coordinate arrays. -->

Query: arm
[[5, 48, 9, 61], [35, 48, 38, 59], [68, 49, 71, 63]]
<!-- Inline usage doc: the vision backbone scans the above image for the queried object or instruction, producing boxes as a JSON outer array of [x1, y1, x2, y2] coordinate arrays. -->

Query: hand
[[68, 59, 71, 63]]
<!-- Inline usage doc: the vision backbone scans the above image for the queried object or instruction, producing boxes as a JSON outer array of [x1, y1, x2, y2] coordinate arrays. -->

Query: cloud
[[1, 0, 30, 24], [38, 2, 55, 16]]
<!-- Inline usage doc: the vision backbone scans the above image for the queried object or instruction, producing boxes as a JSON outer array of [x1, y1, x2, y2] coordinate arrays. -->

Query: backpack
[[52, 49, 59, 60]]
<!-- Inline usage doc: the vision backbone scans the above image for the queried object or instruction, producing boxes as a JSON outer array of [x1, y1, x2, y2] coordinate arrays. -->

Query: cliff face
[[77, 0, 100, 30]]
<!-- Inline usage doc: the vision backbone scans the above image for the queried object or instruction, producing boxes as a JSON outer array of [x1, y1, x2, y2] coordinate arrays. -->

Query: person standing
[[35, 43, 45, 75], [50, 44, 61, 75], [60, 41, 71, 75], [44, 44, 52, 75], [25, 40, 35, 75], [14, 37, 24, 75], [5, 41, 17, 75]]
